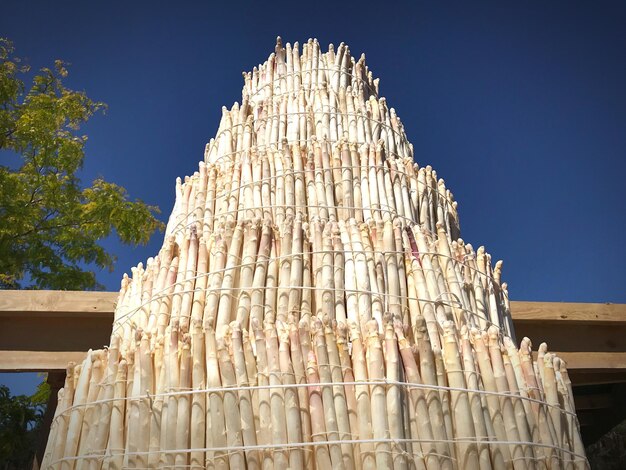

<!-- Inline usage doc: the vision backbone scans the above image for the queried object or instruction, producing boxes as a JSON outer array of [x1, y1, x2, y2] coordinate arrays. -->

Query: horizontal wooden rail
[[543, 352, 626, 370], [0, 290, 117, 316], [2, 290, 624, 445], [511, 300, 626, 324], [574, 393, 613, 411], [1, 290, 625, 373], [0, 351, 87, 372]]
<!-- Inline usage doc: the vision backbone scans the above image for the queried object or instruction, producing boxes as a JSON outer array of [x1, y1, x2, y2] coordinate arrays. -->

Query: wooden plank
[[567, 371, 626, 386], [35, 371, 65, 464], [579, 383, 626, 445], [1, 291, 623, 324], [511, 301, 626, 324], [0, 290, 117, 317], [514, 323, 626, 353], [0, 350, 87, 372], [0, 313, 112, 352], [553, 352, 626, 370], [574, 393, 612, 410], [0, 291, 114, 372], [0, 290, 624, 374], [4, 351, 622, 374]]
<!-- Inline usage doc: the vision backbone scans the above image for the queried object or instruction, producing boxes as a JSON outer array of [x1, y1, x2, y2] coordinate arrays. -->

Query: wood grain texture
[[567, 371, 626, 386], [545, 352, 626, 370], [514, 323, 626, 352], [0, 350, 87, 371], [0, 290, 117, 316], [511, 300, 626, 324]]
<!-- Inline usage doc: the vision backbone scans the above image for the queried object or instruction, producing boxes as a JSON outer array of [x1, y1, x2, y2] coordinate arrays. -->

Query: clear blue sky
[[2, 0, 625, 394]]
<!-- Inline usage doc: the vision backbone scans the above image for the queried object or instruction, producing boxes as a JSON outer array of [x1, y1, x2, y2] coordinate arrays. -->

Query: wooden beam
[[3, 291, 625, 448], [0, 350, 87, 372], [515, 323, 626, 353], [2, 291, 624, 324], [574, 393, 612, 410], [511, 301, 626, 360], [0, 311, 113, 353], [530, 352, 626, 372], [567, 371, 626, 386], [556, 352, 626, 370], [579, 383, 626, 445], [0, 290, 114, 356], [0, 290, 116, 316], [3, 292, 624, 324], [1, 290, 625, 375], [511, 300, 626, 324], [35, 371, 65, 464]]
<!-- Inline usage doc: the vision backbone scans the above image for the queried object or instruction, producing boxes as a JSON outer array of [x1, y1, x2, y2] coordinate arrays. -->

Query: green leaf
[[0, 37, 164, 290]]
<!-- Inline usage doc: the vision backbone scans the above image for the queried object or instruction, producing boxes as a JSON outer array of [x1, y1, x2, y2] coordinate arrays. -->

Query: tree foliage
[[0, 382, 49, 469], [0, 39, 164, 290]]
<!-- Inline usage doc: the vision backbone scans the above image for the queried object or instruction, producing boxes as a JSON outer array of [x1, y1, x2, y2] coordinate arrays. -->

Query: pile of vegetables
[[42, 38, 588, 470]]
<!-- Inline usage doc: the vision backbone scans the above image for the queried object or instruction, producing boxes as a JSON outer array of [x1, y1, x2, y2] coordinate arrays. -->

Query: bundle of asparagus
[[41, 38, 588, 470]]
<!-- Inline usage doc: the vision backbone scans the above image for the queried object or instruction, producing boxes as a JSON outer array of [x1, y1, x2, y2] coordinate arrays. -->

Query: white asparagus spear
[[249, 218, 272, 329], [347, 321, 376, 470], [556, 359, 589, 470], [217, 327, 246, 469], [339, 220, 357, 326], [138, 332, 153, 465], [278, 321, 304, 470], [104, 359, 127, 470], [263, 230, 279, 325], [190, 236, 209, 326], [235, 219, 260, 326], [312, 318, 347, 470], [277, 216, 294, 324], [392, 220, 410, 328], [230, 322, 260, 470], [414, 319, 454, 469], [266, 321, 289, 469], [500, 338, 538, 469], [162, 322, 180, 468], [47, 363, 76, 469], [542, 352, 565, 464], [394, 321, 436, 470], [189, 324, 205, 468], [306, 350, 333, 469], [364, 320, 393, 470], [519, 338, 560, 470], [180, 227, 199, 333], [61, 351, 93, 470], [205, 326, 227, 470], [156, 256, 180, 338], [76, 350, 105, 469], [470, 329, 514, 469], [459, 326, 497, 470], [335, 322, 361, 469], [383, 322, 409, 470], [289, 320, 313, 469], [215, 221, 244, 329], [441, 321, 480, 470], [42, 388, 67, 470], [148, 335, 165, 468], [324, 319, 355, 470], [252, 318, 273, 470]]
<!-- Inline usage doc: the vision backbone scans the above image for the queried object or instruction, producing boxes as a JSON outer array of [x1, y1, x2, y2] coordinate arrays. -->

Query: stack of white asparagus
[[41, 38, 589, 470]]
